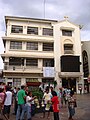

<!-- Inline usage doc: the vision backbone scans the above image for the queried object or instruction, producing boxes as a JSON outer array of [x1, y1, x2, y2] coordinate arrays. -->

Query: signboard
[[43, 67, 55, 77]]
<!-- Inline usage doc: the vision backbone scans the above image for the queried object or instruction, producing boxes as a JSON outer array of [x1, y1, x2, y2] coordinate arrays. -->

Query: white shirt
[[43, 92, 52, 104], [4, 91, 12, 105], [26, 96, 32, 106]]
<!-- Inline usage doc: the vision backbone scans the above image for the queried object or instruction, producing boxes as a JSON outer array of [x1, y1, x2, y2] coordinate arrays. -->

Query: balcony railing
[[4, 65, 42, 73]]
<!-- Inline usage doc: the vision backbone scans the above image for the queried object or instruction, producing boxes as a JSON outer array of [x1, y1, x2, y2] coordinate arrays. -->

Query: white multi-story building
[[1, 16, 83, 93]]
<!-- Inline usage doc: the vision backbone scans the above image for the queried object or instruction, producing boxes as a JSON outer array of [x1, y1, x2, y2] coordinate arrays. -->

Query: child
[[68, 92, 76, 120], [51, 91, 60, 120], [25, 91, 36, 120]]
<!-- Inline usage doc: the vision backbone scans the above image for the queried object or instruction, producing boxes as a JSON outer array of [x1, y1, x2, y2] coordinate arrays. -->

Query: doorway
[[62, 78, 76, 92]]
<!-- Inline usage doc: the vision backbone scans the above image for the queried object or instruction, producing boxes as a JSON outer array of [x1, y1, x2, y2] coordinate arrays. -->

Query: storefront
[[62, 78, 76, 92], [26, 78, 41, 91]]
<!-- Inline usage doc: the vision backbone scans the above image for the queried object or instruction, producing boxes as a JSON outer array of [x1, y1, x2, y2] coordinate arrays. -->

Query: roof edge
[[5, 16, 57, 23]]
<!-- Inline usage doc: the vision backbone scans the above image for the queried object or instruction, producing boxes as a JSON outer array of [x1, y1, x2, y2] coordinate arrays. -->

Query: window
[[64, 44, 73, 50], [11, 25, 23, 33], [9, 57, 24, 66], [26, 58, 38, 66], [10, 41, 22, 49], [82, 51, 89, 77], [61, 56, 80, 72], [43, 28, 53, 36], [64, 44, 73, 54], [27, 27, 38, 35], [43, 43, 54, 51], [43, 59, 54, 67], [26, 42, 38, 50], [13, 78, 21, 87], [62, 30, 72, 36]]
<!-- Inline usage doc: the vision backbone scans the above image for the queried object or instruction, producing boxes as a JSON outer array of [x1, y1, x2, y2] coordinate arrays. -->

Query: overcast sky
[[0, 0, 90, 69]]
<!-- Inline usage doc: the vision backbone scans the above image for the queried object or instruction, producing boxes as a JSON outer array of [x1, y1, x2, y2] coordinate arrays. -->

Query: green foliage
[[32, 90, 43, 100]]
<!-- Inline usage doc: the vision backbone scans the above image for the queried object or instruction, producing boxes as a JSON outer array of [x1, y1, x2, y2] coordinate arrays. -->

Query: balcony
[[58, 72, 83, 78], [3, 65, 43, 74]]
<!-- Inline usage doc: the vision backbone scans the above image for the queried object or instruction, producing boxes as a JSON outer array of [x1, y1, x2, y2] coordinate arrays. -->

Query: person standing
[[68, 92, 76, 120], [79, 87, 82, 94], [42, 88, 52, 118], [3, 86, 12, 120], [25, 91, 36, 120], [0, 88, 5, 119], [13, 87, 20, 115], [51, 91, 60, 120], [16, 85, 26, 120]]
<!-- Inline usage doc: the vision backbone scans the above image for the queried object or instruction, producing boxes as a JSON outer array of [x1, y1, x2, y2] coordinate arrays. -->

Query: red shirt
[[51, 96, 60, 112]]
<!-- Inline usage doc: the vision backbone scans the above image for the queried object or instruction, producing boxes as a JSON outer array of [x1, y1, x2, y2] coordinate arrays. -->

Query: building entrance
[[62, 78, 76, 92]]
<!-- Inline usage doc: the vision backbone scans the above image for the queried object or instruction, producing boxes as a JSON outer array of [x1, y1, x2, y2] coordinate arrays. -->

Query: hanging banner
[[43, 67, 55, 77]]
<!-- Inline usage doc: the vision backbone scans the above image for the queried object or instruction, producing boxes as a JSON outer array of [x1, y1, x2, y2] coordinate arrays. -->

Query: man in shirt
[[42, 88, 52, 118], [16, 85, 26, 120], [3, 86, 12, 120]]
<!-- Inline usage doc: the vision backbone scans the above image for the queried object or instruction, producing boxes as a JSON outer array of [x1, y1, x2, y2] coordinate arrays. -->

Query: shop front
[[26, 78, 41, 91], [62, 78, 76, 92]]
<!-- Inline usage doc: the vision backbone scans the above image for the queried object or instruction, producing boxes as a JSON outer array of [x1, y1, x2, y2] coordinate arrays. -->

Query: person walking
[[16, 85, 26, 120]]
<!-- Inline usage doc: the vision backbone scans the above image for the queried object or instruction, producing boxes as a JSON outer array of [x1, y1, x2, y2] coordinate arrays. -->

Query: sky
[[0, 0, 90, 69]]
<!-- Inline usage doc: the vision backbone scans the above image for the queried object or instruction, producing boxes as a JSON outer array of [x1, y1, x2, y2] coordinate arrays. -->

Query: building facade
[[82, 41, 90, 93], [1, 16, 83, 93]]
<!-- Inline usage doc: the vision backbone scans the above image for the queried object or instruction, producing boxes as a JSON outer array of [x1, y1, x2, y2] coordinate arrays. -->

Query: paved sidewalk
[[2, 94, 90, 120], [32, 93, 90, 120]]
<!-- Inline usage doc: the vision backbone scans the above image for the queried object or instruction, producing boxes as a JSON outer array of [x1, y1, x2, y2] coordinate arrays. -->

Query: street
[[3, 94, 90, 120]]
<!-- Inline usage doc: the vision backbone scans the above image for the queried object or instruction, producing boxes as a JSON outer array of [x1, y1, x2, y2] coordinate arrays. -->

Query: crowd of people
[[0, 84, 77, 120]]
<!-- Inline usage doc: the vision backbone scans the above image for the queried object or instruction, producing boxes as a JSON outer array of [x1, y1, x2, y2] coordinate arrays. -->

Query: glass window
[[26, 42, 38, 50], [9, 57, 24, 66], [43, 59, 54, 67], [13, 78, 21, 87], [26, 58, 38, 66], [82, 50, 89, 77], [64, 44, 73, 50], [62, 30, 72, 36], [11, 25, 23, 33], [64, 44, 73, 54], [10, 41, 22, 49], [43, 28, 53, 36], [43, 43, 54, 51], [27, 27, 38, 35]]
